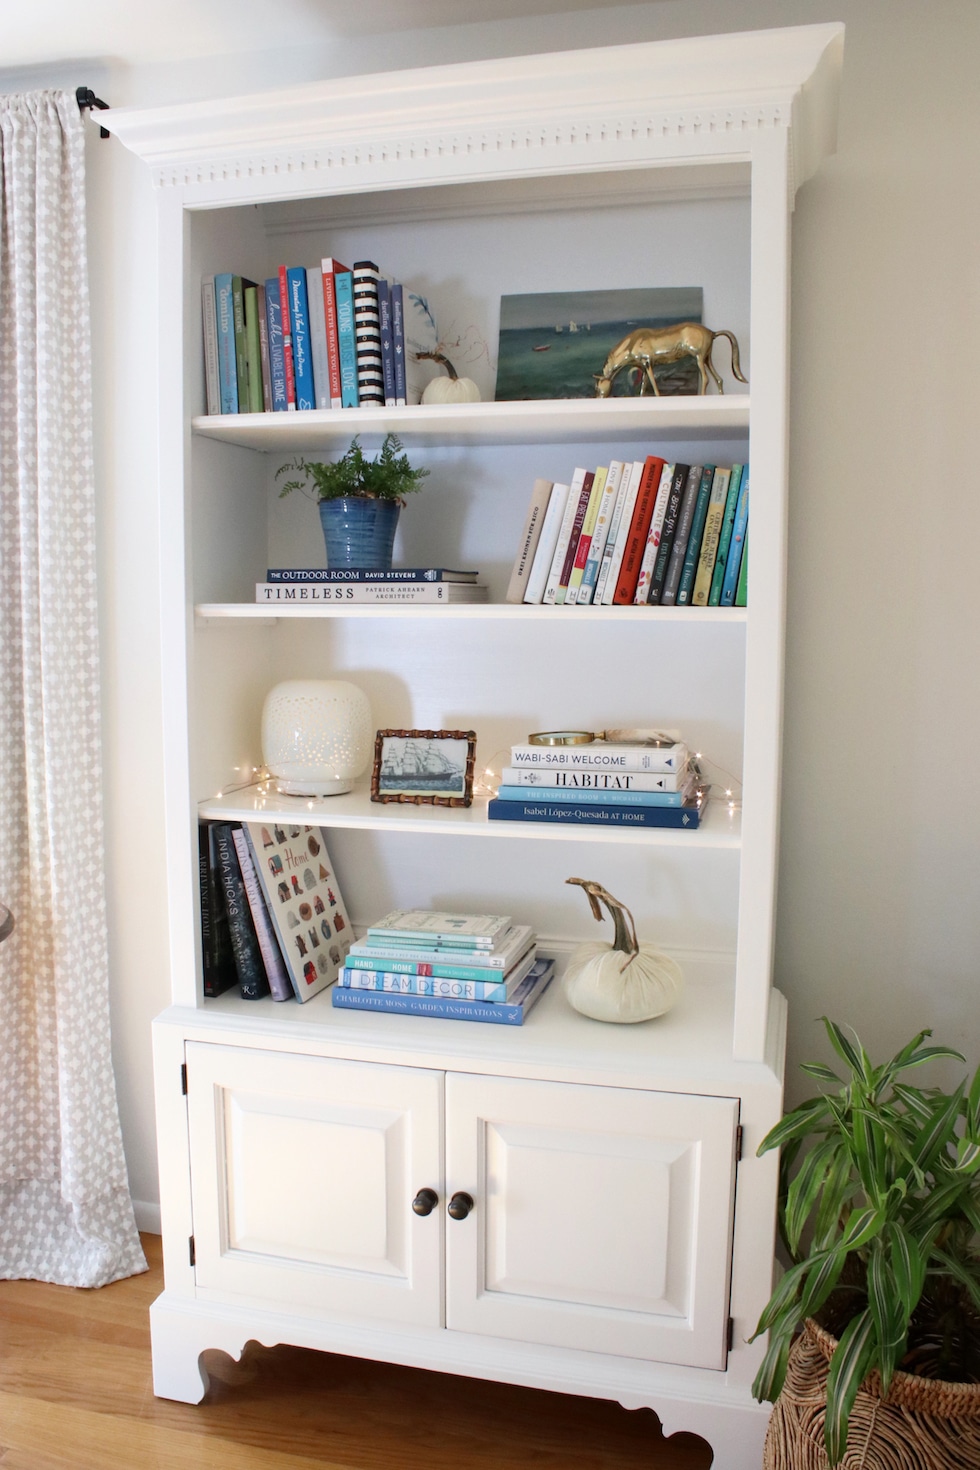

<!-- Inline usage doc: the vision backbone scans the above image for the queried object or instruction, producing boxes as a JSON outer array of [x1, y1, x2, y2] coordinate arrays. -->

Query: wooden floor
[[0, 1235, 714, 1468]]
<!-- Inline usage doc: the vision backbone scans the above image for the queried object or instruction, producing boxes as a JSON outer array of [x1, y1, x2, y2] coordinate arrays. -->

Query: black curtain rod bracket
[[76, 86, 110, 139]]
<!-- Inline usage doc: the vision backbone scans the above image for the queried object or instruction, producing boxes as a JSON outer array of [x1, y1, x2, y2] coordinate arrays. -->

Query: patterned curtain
[[0, 91, 146, 1285]]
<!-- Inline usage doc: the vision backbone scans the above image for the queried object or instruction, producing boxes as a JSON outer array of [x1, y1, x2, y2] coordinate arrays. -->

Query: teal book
[[675, 464, 715, 605], [720, 471, 749, 606], [660, 464, 702, 606], [708, 464, 744, 605], [214, 273, 237, 414], [494, 785, 690, 807], [735, 525, 748, 606], [331, 959, 554, 1025], [335, 269, 359, 408]]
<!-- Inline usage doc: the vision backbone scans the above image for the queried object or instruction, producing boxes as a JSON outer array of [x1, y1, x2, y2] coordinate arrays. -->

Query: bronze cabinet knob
[[447, 1191, 474, 1220], [412, 1188, 439, 1217]]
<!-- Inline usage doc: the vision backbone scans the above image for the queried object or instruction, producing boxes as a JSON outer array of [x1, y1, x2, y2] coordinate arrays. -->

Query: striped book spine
[[352, 260, 384, 407]]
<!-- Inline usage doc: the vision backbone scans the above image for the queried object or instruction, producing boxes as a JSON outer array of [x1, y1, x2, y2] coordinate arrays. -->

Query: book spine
[[647, 462, 689, 605], [499, 766, 687, 791], [256, 582, 469, 604], [675, 465, 715, 605], [263, 279, 287, 412], [266, 567, 476, 583], [214, 273, 237, 414], [233, 828, 293, 1001], [377, 279, 396, 406], [352, 260, 384, 407], [721, 471, 750, 605], [508, 743, 688, 773], [287, 267, 315, 411], [331, 986, 532, 1025], [600, 460, 643, 604], [243, 285, 264, 414], [633, 461, 675, 604], [542, 470, 586, 605], [612, 455, 666, 604], [277, 265, 297, 410], [565, 466, 607, 604], [692, 467, 731, 606], [256, 284, 272, 413], [523, 482, 570, 605], [231, 276, 250, 412], [306, 266, 330, 409], [321, 259, 346, 408], [579, 460, 625, 605], [335, 270, 359, 408], [554, 470, 594, 605], [339, 967, 513, 1001], [201, 277, 220, 415], [660, 464, 703, 606], [391, 283, 407, 405], [735, 524, 749, 606], [708, 464, 744, 605], [506, 478, 554, 603], [487, 798, 701, 830], [201, 823, 238, 997], [344, 953, 524, 983], [593, 463, 633, 605], [349, 944, 511, 970], [211, 823, 270, 998], [495, 784, 688, 807]]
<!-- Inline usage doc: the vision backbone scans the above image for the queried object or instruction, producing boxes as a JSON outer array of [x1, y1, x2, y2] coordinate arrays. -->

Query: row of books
[[200, 820, 352, 1002], [202, 261, 438, 416], [487, 737, 706, 831], [255, 566, 488, 605], [331, 909, 554, 1026], [506, 459, 748, 609]]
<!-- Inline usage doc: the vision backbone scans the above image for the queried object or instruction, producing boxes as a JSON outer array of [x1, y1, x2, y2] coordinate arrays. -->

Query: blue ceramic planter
[[318, 496, 400, 570]]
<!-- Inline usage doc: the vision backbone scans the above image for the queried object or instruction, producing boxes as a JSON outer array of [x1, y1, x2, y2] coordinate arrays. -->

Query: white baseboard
[[133, 1198, 162, 1235]]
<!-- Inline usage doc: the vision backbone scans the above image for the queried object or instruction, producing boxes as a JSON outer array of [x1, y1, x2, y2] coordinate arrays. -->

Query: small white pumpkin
[[562, 878, 684, 1024], [417, 350, 481, 404]]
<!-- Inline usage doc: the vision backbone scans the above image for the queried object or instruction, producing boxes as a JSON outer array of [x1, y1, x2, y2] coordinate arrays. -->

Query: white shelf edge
[[197, 783, 742, 849], [195, 602, 748, 624], [190, 395, 751, 451]]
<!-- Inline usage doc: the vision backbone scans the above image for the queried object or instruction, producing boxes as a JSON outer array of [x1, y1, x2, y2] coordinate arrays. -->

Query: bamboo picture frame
[[371, 728, 477, 807]]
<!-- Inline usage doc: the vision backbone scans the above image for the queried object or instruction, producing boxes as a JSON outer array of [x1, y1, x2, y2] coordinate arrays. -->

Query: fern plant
[[751, 1018, 980, 1465], [275, 433, 429, 503]]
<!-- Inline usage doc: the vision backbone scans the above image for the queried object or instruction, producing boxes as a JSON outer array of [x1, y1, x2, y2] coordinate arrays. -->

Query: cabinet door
[[445, 1074, 738, 1369], [186, 1042, 444, 1326]]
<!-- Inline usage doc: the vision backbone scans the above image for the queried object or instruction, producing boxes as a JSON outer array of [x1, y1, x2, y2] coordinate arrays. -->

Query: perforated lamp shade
[[261, 680, 373, 796]]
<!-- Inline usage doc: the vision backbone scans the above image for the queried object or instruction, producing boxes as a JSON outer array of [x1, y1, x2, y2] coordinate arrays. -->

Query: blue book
[[720, 471, 749, 606], [266, 567, 478, 583], [494, 785, 688, 808], [487, 799, 702, 830], [263, 279, 288, 411], [391, 282, 406, 405], [338, 949, 536, 1001], [708, 464, 744, 605], [286, 267, 315, 410], [331, 958, 554, 1025], [378, 279, 396, 405], [214, 273, 238, 414], [675, 464, 715, 605], [335, 270, 359, 408]]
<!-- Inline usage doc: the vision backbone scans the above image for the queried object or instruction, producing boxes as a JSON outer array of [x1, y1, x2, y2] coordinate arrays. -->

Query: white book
[[349, 923, 535, 970], [506, 478, 553, 603], [508, 740, 689, 773], [524, 482, 570, 604], [599, 459, 644, 604], [594, 461, 639, 605], [305, 266, 331, 410], [499, 765, 688, 792], [633, 462, 675, 604], [542, 468, 587, 605], [256, 582, 488, 604], [564, 466, 607, 605], [577, 459, 625, 606]]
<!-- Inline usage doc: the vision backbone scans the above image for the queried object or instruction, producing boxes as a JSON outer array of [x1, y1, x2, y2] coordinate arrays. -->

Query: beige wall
[[35, 0, 980, 1215]]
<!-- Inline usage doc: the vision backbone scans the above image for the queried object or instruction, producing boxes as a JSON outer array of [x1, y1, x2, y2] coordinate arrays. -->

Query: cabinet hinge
[[735, 1124, 743, 1161], [180, 1063, 188, 1096], [727, 1317, 735, 1352], [189, 1235, 196, 1267]]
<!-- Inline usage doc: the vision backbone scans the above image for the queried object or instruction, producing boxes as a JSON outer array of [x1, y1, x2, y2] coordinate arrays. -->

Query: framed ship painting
[[494, 285, 703, 401], [371, 728, 477, 807]]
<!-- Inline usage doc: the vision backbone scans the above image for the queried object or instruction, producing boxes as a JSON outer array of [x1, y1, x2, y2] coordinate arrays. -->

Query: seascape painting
[[494, 286, 703, 401]]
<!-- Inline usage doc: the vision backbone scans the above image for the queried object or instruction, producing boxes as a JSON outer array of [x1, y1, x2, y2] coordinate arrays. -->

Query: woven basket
[[763, 1318, 980, 1469]]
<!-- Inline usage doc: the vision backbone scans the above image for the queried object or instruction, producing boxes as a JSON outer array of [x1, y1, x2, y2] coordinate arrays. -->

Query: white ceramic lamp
[[262, 679, 373, 796]]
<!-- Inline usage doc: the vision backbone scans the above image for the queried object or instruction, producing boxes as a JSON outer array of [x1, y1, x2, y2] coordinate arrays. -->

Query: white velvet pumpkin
[[563, 879, 684, 1024], [416, 350, 481, 404]]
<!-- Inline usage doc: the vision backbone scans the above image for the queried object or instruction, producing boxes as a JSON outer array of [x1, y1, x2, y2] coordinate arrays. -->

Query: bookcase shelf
[[106, 23, 842, 1458]]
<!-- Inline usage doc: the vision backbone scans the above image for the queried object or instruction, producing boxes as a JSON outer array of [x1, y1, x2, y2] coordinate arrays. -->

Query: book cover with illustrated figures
[[243, 823, 351, 1002]]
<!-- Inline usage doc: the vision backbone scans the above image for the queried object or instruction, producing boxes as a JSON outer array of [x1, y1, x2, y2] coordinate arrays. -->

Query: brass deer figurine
[[593, 322, 747, 397]]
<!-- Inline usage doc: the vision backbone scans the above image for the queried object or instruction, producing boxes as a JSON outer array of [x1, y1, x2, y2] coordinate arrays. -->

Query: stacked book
[[506, 459, 748, 609], [202, 263, 440, 415], [332, 910, 554, 1025], [255, 567, 488, 605], [487, 737, 705, 830]]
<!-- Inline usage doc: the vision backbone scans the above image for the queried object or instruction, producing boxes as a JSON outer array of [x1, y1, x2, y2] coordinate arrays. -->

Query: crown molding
[[104, 23, 843, 203]]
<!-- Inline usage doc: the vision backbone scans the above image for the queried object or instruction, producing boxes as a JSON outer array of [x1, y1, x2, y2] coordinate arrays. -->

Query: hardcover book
[[263, 278, 288, 412], [320, 257, 348, 408], [487, 798, 703, 830], [211, 822, 270, 999], [335, 268, 359, 408], [708, 464, 744, 606], [506, 478, 554, 603], [499, 766, 687, 792], [331, 958, 555, 1025], [633, 461, 675, 604], [286, 267, 315, 411], [378, 279, 396, 406], [243, 823, 352, 1002], [564, 466, 607, 604], [214, 273, 237, 415], [692, 467, 731, 606], [675, 464, 716, 606], [523, 482, 571, 605], [509, 740, 688, 773], [232, 827, 293, 1000], [720, 471, 749, 606], [201, 276, 220, 415], [542, 467, 587, 605], [579, 460, 625, 605], [594, 461, 639, 604], [494, 784, 693, 807], [338, 946, 537, 1001], [243, 284, 264, 415], [612, 455, 667, 604], [365, 910, 512, 948], [198, 821, 238, 997], [348, 922, 534, 973], [277, 265, 297, 410], [266, 567, 478, 584], [658, 464, 702, 606], [255, 582, 488, 604], [305, 265, 331, 409], [352, 260, 384, 407]]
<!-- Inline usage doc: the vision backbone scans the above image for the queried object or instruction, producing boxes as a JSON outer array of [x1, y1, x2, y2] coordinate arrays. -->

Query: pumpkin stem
[[415, 349, 458, 379], [566, 878, 639, 958]]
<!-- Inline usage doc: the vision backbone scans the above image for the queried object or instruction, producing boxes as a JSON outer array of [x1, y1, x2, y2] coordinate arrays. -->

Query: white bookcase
[[106, 24, 843, 1466]]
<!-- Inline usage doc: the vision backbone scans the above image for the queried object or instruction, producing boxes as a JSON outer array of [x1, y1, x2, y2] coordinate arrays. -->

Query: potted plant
[[752, 1018, 980, 1466], [276, 432, 429, 569]]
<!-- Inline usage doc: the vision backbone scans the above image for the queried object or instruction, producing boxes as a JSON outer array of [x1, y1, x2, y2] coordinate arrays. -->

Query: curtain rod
[[76, 86, 109, 138]]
